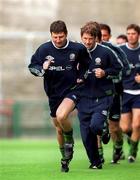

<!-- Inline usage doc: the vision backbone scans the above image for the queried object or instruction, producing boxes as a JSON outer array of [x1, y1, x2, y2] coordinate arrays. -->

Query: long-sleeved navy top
[[120, 43, 140, 90], [80, 43, 123, 98], [102, 41, 131, 78], [28, 40, 90, 99]]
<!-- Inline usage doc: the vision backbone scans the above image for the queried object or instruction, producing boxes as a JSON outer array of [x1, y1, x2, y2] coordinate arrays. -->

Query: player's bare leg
[[120, 111, 139, 163], [109, 120, 124, 163], [56, 98, 75, 131], [52, 118, 69, 172], [120, 112, 132, 134], [127, 109, 140, 162], [56, 98, 75, 171], [53, 118, 65, 157]]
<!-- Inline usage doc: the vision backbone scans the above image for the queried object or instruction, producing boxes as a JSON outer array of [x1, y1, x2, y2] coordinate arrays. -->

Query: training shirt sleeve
[[104, 48, 123, 79], [28, 46, 46, 77]]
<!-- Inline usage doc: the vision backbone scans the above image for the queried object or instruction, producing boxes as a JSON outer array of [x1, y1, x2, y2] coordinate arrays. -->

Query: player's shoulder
[[38, 40, 52, 49], [98, 43, 112, 52], [97, 43, 118, 59], [101, 41, 117, 51], [103, 42, 124, 54]]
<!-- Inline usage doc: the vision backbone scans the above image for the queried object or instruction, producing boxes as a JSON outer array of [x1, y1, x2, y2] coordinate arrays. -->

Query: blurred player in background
[[99, 23, 131, 163], [100, 23, 112, 42], [120, 23, 140, 163], [28, 20, 90, 172], [116, 34, 128, 45]]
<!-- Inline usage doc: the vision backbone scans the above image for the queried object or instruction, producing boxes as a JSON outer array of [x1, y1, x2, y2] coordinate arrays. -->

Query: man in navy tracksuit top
[[28, 20, 90, 172], [119, 24, 140, 163], [77, 23, 122, 169], [98, 23, 131, 164], [101, 41, 130, 163]]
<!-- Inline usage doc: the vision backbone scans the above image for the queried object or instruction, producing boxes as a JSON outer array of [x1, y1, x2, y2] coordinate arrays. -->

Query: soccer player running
[[120, 24, 140, 163], [99, 23, 130, 163], [76, 22, 122, 169], [28, 20, 90, 172]]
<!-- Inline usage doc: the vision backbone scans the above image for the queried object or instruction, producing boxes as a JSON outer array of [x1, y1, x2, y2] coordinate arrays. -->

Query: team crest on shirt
[[69, 53, 76, 61], [45, 55, 54, 61], [95, 57, 101, 65]]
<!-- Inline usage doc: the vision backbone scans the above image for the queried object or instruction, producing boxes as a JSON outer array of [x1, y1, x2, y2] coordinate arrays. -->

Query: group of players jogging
[[28, 20, 140, 172]]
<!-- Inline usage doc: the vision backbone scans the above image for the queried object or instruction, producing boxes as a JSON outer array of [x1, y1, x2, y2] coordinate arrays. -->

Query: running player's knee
[[120, 125, 130, 133], [90, 114, 105, 135], [56, 111, 66, 123], [90, 113, 106, 135]]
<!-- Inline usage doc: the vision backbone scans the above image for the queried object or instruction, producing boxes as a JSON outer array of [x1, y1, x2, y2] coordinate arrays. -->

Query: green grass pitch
[[0, 139, 139, 180]]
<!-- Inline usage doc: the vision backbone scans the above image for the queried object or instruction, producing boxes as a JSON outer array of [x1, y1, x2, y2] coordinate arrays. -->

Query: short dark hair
[[117, 34, 128, 42], [81, 22, 97, 37], [50, 20, 68, 34], [126, 24, 140, 35], [99, 23, 111, 35]]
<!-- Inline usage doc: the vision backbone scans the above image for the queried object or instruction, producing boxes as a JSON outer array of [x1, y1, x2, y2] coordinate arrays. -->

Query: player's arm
[[28, 46, 52, 77], [116, 46, 131, 77], [104, 49, 123, 79]]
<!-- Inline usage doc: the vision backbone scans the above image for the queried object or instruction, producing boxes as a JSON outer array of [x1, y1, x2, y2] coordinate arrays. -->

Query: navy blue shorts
[[109, 94, 122, 122], [48, 90, 79, 118], [122, 92, 140, 113]]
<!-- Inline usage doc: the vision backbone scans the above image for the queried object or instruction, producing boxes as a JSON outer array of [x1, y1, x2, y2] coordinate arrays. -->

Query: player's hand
[[43, 60, 54, 70], [77, 79, 84, 83], [135, 73, 140, 83], [94, 68, 105, 78]]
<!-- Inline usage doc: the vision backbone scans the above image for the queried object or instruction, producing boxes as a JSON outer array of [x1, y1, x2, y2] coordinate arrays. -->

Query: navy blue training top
[[80, 43, 123, 98], [120, 43, 140, 90], [28, 40, 90, 99]]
